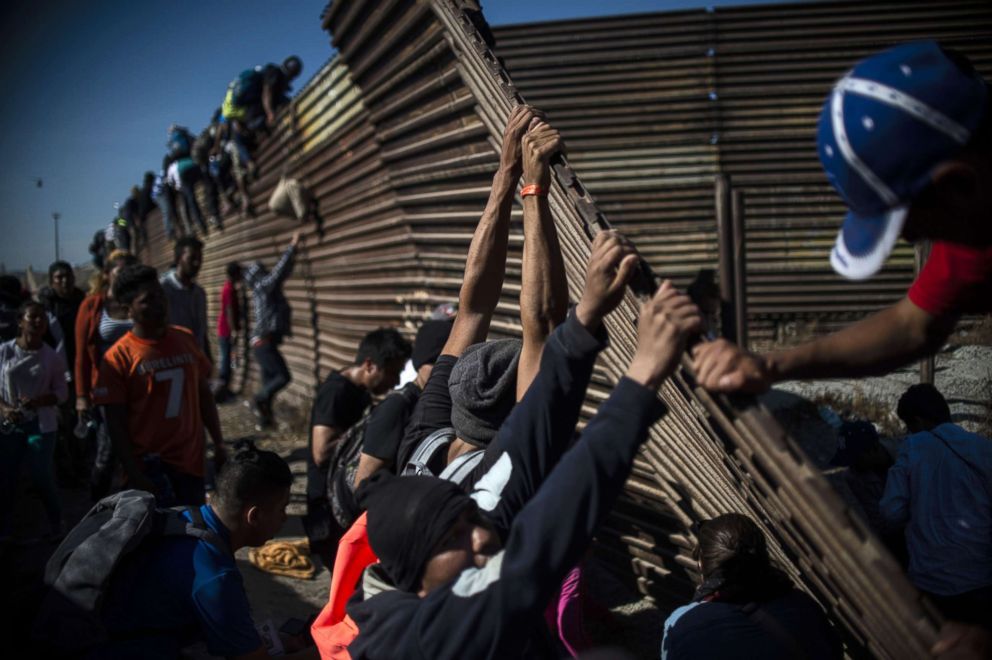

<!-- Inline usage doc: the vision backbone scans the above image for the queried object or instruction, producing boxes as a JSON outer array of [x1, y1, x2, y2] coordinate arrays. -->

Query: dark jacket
[[346, 312, 667, 659], [244, 244, 296, 342]]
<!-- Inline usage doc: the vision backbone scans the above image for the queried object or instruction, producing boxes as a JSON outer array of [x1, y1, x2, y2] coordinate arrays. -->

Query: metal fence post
[[915, 241, 935, 384], [715, 175, 737, 343], [731, 188, 749, 349]]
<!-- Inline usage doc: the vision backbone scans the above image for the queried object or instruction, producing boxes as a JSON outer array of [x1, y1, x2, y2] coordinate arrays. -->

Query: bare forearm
[[458, 168, 517, 317], [311, 426, 340, 467], [354, 453, 390, 489], [767, 298, 950, 381], [518, 195, 568, 396]]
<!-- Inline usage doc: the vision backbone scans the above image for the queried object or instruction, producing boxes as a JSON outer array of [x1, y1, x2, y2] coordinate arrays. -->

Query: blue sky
[[0, 0, 806, 273]]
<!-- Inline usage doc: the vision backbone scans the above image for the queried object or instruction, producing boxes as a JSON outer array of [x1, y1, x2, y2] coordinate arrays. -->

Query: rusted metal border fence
[[128, 2, 992, 656], [428, 0, 939, 656]]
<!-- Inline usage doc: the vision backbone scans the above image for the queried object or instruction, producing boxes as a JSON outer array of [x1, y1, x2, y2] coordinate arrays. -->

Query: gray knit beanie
[[448, 339, 521, 447]]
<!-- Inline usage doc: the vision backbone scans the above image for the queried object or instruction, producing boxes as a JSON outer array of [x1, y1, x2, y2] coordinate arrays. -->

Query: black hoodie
[[347, 312, 668, 659]]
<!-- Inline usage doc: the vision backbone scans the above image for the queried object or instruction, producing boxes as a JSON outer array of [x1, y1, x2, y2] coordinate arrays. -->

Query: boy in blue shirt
[[94, 448, 318, 660]]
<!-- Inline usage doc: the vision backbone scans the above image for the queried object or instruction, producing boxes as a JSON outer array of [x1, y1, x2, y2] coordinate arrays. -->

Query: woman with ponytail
[[661, 513, 841, 659]]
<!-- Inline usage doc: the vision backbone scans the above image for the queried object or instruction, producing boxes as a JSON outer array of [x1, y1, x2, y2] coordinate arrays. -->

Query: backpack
[[167, 127, 192, 160], [33, 490, 228, 653], [229, 67, 262, 107], [328, 383, 421, 529], [402, 426, 485, 486]]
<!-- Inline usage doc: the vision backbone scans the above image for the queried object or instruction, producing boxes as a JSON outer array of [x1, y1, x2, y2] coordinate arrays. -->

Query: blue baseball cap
[[817, 41, 988, 280]]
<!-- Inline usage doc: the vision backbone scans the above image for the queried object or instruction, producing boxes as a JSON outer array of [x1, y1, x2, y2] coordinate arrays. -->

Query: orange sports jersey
[[94, 326, 211, 477]]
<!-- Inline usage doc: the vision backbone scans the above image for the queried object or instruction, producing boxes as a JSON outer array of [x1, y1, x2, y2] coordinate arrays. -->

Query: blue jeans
[[155, 189, 177, 239], [0, 420, 62, 535], [218, 336, 233, 388]]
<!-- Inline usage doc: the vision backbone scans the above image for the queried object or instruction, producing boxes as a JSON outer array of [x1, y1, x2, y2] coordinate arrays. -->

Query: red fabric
[[312, 615, 358, 660], [74, 294, 106, 399], [907, 242, 992, 317], [217, 281, 238, 338], [312, 513, 376, 660]]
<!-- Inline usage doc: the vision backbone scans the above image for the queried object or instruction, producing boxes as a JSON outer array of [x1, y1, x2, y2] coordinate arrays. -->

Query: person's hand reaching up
[[626, 280, 702, 390], [576, 230, 640, 331]]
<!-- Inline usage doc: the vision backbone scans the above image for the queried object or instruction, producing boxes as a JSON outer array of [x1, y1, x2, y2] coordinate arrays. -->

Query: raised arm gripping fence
[[327, 0, 939, 656]]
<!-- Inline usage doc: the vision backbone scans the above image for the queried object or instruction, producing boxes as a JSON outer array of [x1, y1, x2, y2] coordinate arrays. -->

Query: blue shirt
[[880, 423, 992, 595], [96, 505, 262, 659]]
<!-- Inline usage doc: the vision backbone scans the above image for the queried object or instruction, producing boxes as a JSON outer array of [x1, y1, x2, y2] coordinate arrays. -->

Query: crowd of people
[[1, 41, 989, 659], [88, 56, 303, 266]]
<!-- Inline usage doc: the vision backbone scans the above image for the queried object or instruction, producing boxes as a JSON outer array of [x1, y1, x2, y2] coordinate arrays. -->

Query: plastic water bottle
[[142, 453, 177, 507]]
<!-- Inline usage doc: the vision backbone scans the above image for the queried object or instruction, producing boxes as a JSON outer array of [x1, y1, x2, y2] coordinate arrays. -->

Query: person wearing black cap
[[346, 248, 700, 659]]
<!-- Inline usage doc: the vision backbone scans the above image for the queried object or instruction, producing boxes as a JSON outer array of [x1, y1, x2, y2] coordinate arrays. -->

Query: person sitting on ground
[[75, 251, 139, 499], [245, 230, 302, 429], [216, 261, 243, 402], [161, 236, 212, 365], [303, 327, 410, 569], [0, 301, 68, 543], [692, 43, 992, 394], [344, 237, 691, 659], [880, 383, 992, 626], [93, 447, 318, 660], [661, 513, 841, 660], [93, 264, 226, 506]]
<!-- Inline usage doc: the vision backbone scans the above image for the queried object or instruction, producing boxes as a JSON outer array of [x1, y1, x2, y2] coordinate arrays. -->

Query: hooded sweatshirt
[[346, 311, 667, 659]]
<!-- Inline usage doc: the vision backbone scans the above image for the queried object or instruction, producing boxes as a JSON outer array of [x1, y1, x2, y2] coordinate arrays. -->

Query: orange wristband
[[520, 184, 548, 198]]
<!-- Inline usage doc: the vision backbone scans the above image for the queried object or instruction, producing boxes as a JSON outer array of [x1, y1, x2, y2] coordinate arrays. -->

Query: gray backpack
[[33, 490, 227, 653], [403, 426, 485, 486]]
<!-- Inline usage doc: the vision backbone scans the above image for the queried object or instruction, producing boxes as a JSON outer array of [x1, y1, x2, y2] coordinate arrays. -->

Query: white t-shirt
[[0, 339, 68, 433]]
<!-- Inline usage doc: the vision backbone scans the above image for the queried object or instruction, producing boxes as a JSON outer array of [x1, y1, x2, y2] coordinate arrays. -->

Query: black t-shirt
[[307, 372, 369, 501], [361, 384, 422, 466], [394, 354, 457, 469]]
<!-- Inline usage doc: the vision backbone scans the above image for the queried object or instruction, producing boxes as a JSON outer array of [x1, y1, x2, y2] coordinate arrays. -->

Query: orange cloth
[[93, 326, 211, 476], [312, 512, 377, 660]]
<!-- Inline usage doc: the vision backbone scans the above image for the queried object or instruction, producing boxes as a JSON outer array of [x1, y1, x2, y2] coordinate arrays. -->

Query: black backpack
[[328, 383, 421, 528], [33, 490, 227, 654]]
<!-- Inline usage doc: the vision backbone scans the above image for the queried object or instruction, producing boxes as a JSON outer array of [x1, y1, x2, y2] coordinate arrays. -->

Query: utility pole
[[52, 212, 61, 261]]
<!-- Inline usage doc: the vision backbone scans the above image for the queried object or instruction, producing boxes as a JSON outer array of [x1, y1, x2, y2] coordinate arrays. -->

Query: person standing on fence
[[693, 42, 992, 393], [244, 230, 301, 430]]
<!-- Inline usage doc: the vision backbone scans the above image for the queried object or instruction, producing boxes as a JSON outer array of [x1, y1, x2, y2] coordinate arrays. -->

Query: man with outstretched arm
[[692, 43, 992, 394]]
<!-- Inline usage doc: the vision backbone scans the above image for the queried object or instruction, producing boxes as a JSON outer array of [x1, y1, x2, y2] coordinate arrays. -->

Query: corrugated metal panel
[[494, 0, 992, 341], [130, 1, 992, 657]]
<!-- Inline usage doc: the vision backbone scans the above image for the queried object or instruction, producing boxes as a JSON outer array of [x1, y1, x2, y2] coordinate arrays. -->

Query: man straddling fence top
[[693, 42, 992, 393]]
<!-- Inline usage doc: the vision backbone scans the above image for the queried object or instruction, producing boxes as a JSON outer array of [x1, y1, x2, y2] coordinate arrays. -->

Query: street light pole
[[52, 212, 61, 261]]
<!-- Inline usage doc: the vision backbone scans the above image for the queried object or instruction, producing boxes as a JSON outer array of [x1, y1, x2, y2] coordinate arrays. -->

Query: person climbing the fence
[[244, 230, 301, 430]]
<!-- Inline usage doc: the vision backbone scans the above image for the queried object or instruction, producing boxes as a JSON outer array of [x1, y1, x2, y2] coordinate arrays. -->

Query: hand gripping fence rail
[[425, 1, 941, 657]]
